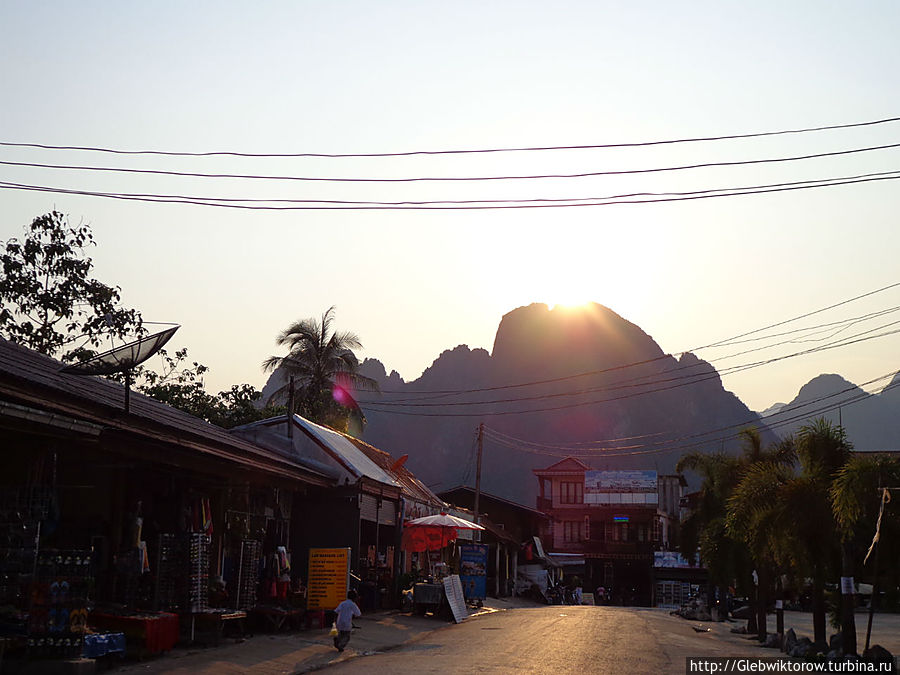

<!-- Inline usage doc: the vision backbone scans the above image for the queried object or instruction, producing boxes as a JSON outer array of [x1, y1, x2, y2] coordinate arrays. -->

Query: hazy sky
[[3, 1, 900, 413]]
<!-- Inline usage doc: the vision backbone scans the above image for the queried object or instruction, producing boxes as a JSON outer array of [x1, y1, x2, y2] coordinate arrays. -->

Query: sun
[[551, 299, 593, 311]]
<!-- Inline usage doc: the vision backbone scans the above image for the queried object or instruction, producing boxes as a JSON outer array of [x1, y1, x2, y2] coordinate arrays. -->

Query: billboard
[[653, 551, 699, 569], [585, 470, 658, 505], [585, 470, 657, 492]]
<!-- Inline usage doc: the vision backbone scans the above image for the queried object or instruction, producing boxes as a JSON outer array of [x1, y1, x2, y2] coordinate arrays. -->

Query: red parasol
[[401, 512, 485, 552]]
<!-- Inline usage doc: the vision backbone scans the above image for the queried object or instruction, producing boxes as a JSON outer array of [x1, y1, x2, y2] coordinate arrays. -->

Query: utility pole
[[473, 423, 484, 525], [287, 376, 295, 440]]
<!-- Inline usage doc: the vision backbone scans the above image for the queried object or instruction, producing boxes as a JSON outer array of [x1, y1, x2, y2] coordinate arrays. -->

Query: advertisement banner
[[584, 470, 657, 505], [459, 544, 488, 600], [653, 551, 699, 568], [307, 548, 350, 610], [585, 470, 657, 492]]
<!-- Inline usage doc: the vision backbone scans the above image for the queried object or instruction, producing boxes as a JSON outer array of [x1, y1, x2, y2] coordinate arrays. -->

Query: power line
[[482, 371, 900, 459], [4, 172, 900, 211], [358, 324, 900, 417], [364, 306, 900, 406], [2, 141, 900, 184], [482, 373, 882, 453], [3, 169, 899, 208], [355, 280, 900, 399], [3, 114, 899, 158]]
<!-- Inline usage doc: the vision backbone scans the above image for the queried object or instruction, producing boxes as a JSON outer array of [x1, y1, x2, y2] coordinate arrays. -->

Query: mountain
[[350, 303, 771, 505], [763, 373, 900, 450]]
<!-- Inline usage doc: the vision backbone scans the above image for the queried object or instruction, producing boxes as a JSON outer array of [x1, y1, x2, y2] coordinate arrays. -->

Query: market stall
[[401, 513, 484, 618]]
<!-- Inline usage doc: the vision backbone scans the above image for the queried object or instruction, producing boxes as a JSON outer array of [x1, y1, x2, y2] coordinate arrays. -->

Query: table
[[250, 605, 305, 632], [413, 583, 445, 615], [188, 611, 247, 646]]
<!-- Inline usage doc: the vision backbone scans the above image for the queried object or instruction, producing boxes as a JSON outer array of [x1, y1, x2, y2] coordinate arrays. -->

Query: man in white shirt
[[333, 589, 361, 652]]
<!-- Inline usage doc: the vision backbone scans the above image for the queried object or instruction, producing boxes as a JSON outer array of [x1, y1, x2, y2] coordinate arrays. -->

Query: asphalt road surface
[[323, 605, 789, 674]]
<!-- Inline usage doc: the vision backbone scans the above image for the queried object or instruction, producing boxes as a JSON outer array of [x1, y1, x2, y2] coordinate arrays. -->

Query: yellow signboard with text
[[307, 548, 350, 610]]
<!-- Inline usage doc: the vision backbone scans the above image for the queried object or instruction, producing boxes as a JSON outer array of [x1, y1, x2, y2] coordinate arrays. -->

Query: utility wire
[[358, 324, 900, 417], [4, 172, 900, 210], [482, 371, 891, 452], [3, 114, 899, 158], [2, 141, 900, 184], [364, 306, 900, 406], [3, 169, 899, 207], [358, 280, 900, 398], [483, 371, 900, 458]]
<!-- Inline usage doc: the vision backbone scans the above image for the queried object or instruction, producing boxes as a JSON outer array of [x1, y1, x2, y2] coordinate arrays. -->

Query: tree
[[2, 212, 273, 429], [721, 429, 796, 642], [679, 428, 794, 640], [262, 307, 377, 432], [831, 453, 900, 653], [136, 349, 283, 428], [0, 212, 142, 359], [727, 419, 852, 648], [794, 419, 853, 650]]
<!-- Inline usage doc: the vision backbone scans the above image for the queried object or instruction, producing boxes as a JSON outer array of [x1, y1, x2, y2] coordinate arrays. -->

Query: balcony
[[554, 539, 657, 556]]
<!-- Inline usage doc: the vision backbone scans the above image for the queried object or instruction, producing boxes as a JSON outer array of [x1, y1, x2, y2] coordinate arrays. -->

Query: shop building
[[438, 486, 549, 597], [0, 339, 336, 661], [230, 414, 447, 610], [533, 457, 687, 606]]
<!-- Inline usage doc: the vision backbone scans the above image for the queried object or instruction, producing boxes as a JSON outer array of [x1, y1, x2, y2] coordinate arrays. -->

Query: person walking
[[333, 589, 361, 652]]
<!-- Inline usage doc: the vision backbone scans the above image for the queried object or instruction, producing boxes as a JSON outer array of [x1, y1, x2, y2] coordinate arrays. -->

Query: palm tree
[[677, 451, 746, 613], [794, 419, 852, 649], [831, 453, 900, 653], [262, 307, 378, 431], [729, 419, 850, 647], [722, 429, 796, 642], [678, 429, 793, 637]]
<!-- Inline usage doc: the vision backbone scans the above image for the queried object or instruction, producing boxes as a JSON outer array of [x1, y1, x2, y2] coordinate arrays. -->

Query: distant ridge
[[350, 303, 769, 504]]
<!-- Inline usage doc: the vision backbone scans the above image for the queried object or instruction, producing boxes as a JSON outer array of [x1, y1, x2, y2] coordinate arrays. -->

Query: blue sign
[[459, 544, 488, 600]]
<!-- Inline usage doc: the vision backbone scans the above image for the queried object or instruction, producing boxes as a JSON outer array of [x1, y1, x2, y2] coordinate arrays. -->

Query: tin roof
[[0, 339, 333, 485]]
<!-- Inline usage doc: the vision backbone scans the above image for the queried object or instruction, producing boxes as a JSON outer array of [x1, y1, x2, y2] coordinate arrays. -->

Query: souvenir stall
[[219, 485, 301, 633], [401, 513, 484, 616], [0, 485, 97, 662]]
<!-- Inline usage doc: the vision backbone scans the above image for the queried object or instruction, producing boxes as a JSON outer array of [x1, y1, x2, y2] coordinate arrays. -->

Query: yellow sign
[[307, 548, 350, 610]]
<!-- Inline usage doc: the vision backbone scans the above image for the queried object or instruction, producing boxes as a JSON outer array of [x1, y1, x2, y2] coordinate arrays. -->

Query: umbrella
[[401, 512, 485, 553]]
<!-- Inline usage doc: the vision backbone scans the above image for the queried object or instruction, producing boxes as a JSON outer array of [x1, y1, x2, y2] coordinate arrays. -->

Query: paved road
[[323, 605, 789, 675]]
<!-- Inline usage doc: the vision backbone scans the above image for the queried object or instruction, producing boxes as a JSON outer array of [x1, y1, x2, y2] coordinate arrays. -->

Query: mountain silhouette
[[761, 372, 900, 450], [349, 303, 771, 505]]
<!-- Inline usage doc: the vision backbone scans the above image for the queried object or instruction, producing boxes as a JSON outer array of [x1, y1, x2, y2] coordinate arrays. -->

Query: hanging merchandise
[[28, 549, 93, 660], [187, 533, 210, 613], [200, 498, 213, 536], [153, 534, 182, 611], [233, 540, 261, 610]]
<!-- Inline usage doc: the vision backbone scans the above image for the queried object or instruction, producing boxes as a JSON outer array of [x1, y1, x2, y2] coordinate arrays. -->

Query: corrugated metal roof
[[344, 436, 445, 508], [0, 339, 333, 484], [291, 415, 400, 487]]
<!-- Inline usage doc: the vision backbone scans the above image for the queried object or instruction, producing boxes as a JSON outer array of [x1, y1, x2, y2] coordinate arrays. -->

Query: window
[[563, 521, 584, 543], [559, 481, 583, 504]]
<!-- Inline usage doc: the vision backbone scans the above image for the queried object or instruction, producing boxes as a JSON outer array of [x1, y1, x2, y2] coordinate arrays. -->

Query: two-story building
[[533, 457, 686, 606]]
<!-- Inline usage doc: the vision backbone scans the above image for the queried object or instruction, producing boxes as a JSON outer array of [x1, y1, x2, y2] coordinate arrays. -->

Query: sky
[[2, 1, 900, 414]]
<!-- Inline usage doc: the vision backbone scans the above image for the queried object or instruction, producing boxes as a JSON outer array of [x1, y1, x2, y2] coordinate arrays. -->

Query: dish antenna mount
[[60, 325, 180, 412]]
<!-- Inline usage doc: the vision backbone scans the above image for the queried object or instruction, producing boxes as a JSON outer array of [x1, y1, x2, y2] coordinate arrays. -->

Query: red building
[[534, 457, 687, 606]]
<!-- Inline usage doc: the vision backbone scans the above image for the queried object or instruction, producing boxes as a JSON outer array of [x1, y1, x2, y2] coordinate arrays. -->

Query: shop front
[[0, 340, 333, 665]]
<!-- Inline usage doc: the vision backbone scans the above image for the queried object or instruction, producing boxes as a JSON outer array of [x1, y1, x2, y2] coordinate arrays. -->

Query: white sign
[[443, 574, 468, 624], [585, 470, 657, 492], [840, 576, 855, 595]]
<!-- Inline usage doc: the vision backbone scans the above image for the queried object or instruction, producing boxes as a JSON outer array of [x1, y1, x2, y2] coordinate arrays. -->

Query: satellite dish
[[60, 325, 179, 412]]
